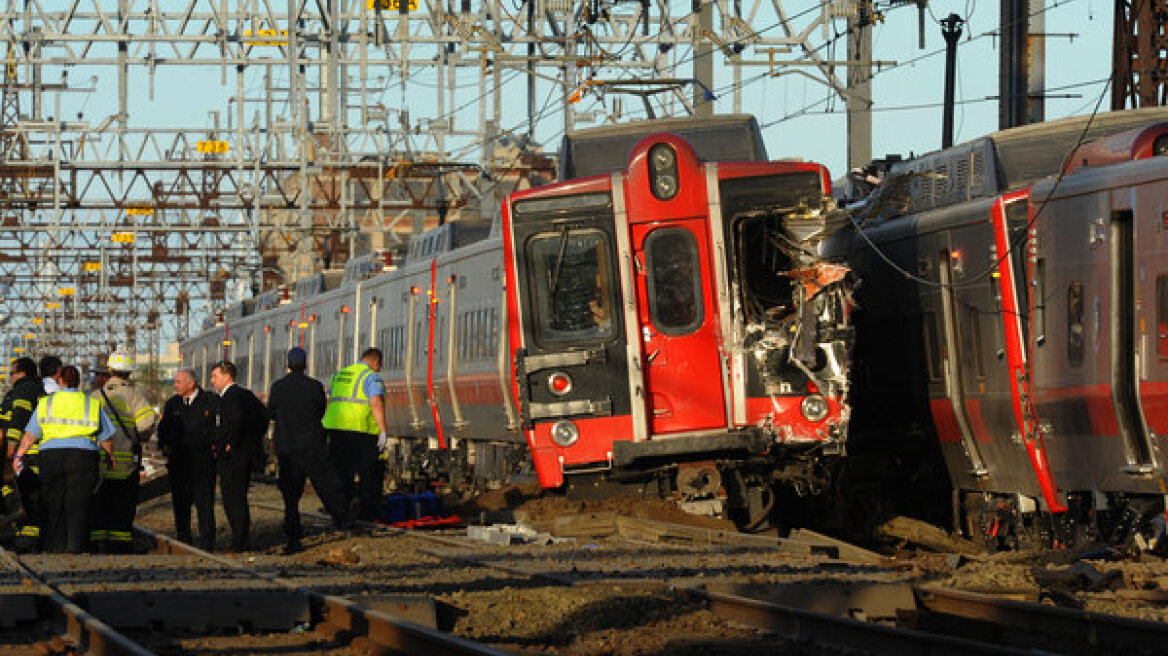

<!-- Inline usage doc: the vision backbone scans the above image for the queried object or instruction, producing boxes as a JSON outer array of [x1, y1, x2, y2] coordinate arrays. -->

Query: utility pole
[[941, 14, 964, 148], [693, 0, 715, 117], [1027, 0, 1045, 123], [999, 0, 1028, 129], [847, 9, 873, 170]]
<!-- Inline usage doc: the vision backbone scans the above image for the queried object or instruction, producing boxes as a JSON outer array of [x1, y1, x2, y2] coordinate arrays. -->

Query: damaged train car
[[505, 118, 855, 527]]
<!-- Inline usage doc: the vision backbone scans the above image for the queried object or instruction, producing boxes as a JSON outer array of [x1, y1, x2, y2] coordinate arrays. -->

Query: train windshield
[[525, 228, 616, 345]]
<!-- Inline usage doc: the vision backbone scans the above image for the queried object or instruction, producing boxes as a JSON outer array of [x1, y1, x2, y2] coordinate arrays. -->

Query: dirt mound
[[444, 484, 736, 531], [517, 496, 736, 531]]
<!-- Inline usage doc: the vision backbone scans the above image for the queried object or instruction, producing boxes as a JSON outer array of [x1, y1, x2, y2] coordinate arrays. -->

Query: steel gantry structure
[[0, 0, 885, 367]]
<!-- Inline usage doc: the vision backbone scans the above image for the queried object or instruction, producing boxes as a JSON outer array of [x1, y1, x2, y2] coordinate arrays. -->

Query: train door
[[1112, 208, 1156, 473], [991, 192, 1066, 511], [630, 221, 725, 434], [936, 243, 989, 477], [1134, 179, 1168, 470]]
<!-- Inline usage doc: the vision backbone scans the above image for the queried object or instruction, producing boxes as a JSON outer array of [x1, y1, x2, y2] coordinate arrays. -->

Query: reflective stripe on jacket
[[321, 363, 379, 435], [93, 380, 156, 480]]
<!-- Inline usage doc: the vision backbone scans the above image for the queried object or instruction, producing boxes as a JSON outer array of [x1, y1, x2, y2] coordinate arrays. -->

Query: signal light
[[341, 305, 351, 314], [648, 143, 679, 201], [547, 371, 573, 396]]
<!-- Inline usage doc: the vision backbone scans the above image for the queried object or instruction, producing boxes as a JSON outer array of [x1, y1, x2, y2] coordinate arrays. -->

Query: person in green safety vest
[[14, 365, 115, 554], [322, 347, 388, 521]]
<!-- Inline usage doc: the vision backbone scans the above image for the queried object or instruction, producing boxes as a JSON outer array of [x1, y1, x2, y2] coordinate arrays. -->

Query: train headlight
[[800, 394, 830, 422], [547, 371, 573, 397], [648, 143, 679, 201], [1156, 133, 1168, 157], [550, 420, 580, 447]]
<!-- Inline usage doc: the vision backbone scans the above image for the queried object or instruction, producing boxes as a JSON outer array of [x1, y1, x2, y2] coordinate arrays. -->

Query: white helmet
[[108, 349, 134, 373]]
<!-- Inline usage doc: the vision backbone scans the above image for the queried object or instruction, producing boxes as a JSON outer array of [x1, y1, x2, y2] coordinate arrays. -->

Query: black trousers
[[14, 465, 43, 551], [328, 430, 383, 521], [38, 448, 99, 554], [169, 448, 216, 550], [90, 475, 138, 552], [277, 446, 352, 543], [217, 449, 251, 551]]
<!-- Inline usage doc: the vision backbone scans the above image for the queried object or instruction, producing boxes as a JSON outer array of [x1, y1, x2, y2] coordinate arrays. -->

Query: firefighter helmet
[[108, 349, 134, 373]]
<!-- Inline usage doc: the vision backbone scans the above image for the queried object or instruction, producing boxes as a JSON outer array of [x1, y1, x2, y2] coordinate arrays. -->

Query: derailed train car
[[833, 107, 1168, 548], [182, 115, 855, 527]]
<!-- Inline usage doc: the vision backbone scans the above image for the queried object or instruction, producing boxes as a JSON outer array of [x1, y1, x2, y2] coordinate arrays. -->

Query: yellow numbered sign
[[244, 29, 289, 46], [197, 141, 230, 154], [368, 0, 418, 10]]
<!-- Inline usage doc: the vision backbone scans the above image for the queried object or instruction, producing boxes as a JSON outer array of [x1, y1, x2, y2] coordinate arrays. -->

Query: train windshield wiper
[[547, 225, 571, 297]]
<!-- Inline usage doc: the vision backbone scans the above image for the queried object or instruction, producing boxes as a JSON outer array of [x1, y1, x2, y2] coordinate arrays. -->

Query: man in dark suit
[[268, 348, 353, 554], [209, 360, 256, 552], [157, 368, 217, 551]]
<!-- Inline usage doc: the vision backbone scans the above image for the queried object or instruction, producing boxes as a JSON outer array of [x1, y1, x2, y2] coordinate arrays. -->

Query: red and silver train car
[[182, 115, 855, 526], [836, 107, 1168, 548]]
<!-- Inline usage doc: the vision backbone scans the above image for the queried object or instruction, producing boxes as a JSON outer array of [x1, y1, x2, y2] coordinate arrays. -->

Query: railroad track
[[694, 581, 1168, 656], [0, 530, 511, 656], [285, 505, 1168, 656]]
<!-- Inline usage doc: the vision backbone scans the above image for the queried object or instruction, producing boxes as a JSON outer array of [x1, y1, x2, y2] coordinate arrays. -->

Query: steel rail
[[138, 525, 510, 656], [0, 549, 159, 656], [690, 586, 1038, 656], [914, 585, 1168, 654]]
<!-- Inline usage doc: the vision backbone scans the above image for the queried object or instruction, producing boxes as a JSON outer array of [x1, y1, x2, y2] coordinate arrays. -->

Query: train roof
[[404, 220, 493, 264], [879, 107, 1168, 217], [558, 114, 767, 180]]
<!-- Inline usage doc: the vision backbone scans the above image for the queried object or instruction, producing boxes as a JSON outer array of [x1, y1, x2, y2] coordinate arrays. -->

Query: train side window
[[968, 307, 986, 380], [456, 313, 465, 360], [922, 310, 942, 382], [1158, 276, 1168, 360], [645, 228, 703, 335], [489, 307, 500, 356], [1068, 282, 1085, 367]]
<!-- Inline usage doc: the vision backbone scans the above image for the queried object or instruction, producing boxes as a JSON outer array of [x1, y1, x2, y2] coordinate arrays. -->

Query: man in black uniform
[[0, 358, 41, 525], [268, 348, 352, 554], [210, 360, 256, 552], [11, 357, 49, 551], [157, 368, 217, 551]]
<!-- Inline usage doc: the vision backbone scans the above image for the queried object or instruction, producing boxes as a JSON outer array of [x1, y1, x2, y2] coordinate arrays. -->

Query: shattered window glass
[[734, 214, 799, 323], [526, 229, 615, 345]]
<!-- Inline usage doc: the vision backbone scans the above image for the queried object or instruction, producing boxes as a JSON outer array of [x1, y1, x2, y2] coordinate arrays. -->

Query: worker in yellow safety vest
[[322, 347, 388, 521], [14, 365, 115, 553], [89, 350, 157, 553]]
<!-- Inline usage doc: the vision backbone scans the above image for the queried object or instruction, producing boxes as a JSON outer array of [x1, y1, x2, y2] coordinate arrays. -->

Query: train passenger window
[[489, 308, 500, 356], [645, 228, 703, 335], [1158, 276, 1168, 361], [968, 307, 986, 380], [525, 228, 616, 345], [922, 310, 942, 382], [1068, 282, 1085, 367]]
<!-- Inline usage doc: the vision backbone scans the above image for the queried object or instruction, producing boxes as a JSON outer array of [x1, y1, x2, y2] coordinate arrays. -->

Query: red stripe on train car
[[929, 399, 964, 444], [964, 398, 993, 444]]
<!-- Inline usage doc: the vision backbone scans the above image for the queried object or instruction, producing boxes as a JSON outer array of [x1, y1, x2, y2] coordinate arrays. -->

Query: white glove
[[377, 432, 388, 451]]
